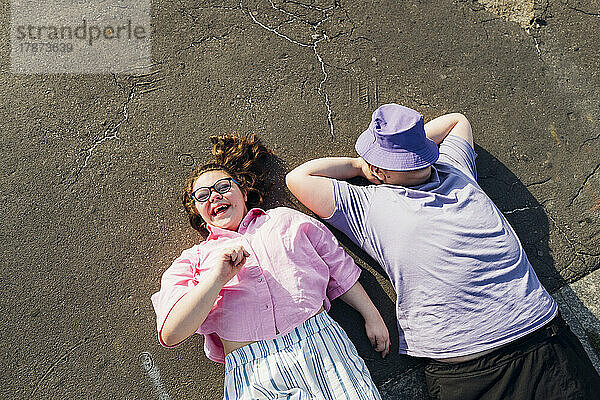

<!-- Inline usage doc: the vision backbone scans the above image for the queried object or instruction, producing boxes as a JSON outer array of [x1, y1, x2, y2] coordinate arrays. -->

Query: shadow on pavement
[[476, 144, 600, 373], [476, 145, 561, 291]]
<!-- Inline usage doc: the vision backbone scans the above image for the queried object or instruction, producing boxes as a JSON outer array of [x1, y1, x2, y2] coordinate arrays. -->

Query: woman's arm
[[299, 215, 389, 356], [160, 246, 249, 346], [338, 281, 390, 358]]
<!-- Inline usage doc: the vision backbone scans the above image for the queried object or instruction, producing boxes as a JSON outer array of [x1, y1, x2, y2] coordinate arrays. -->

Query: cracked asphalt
[[1, 0, 599, 399]]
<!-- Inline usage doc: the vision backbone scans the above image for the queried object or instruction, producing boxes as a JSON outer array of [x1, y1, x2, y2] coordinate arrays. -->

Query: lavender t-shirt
[[326, 135, 557, 358]]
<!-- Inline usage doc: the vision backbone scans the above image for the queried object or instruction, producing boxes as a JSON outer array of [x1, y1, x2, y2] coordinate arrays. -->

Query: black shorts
[[424, 313, 600, 400]]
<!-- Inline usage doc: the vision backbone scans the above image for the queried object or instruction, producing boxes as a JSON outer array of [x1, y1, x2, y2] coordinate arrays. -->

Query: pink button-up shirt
[[151, 207, 361, 363]]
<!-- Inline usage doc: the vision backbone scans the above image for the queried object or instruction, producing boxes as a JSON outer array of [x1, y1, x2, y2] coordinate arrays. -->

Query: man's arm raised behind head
[[286, 157, 366, 218], [424, 113, 474, 148]]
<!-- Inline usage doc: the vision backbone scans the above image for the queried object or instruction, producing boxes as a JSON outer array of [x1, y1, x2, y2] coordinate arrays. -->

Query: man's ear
[[369, 165, 387, 182], [242, 188, 248, 202]]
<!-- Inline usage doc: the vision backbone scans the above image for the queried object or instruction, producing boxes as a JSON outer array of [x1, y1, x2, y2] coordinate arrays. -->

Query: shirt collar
[[206, 208, 267, 239], [412, 166, 441, 190], [379, 166, 441, 191]]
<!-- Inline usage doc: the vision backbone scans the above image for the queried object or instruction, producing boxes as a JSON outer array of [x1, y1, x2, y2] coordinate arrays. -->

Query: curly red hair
[[182, 134, 273, 234]]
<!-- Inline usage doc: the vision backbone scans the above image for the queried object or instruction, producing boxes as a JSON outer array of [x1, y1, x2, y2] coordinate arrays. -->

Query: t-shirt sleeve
[[324, 180, 373, 247], [437, 135, 478, 180], [150, 247, 201, 348], [302, 216, 361, 302]]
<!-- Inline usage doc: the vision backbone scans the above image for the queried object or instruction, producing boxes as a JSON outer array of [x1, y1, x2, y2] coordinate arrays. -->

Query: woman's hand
[[365, 313, 390, 358], [160, 245, 250, 347], [337, 282, 390, 358], [211, 245, 250, 286]]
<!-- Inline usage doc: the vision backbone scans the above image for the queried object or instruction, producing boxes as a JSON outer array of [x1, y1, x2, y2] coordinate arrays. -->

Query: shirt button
[[265, 304, 269, 309], [257, 277, 262, 282]]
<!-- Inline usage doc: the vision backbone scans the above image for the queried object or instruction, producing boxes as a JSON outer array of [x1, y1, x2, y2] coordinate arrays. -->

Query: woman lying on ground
[[151, 134, 389, 400]]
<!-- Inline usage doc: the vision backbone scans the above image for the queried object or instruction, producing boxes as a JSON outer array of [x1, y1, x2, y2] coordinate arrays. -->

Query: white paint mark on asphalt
[[502, 205, 539, 214], [533, 36, 541, 56], [139, 352, 172, 400]]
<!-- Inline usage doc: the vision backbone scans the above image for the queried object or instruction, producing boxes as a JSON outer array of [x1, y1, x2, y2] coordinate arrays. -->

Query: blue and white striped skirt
[[224, 311, 381, 400]]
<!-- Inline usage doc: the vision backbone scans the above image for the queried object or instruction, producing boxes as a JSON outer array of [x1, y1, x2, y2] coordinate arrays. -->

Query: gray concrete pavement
[[1, 0, 599, 399]]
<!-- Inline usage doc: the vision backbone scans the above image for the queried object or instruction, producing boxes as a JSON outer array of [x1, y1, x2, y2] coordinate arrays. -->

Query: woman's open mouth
[[212, 204, 230, 216]]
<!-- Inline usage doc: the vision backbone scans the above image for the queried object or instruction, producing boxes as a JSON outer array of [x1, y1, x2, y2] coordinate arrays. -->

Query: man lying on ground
[[286, 103, 600, 400]]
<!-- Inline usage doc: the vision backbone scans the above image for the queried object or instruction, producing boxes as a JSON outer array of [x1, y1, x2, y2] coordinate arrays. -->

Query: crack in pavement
[[68, 81, 135, 186], [569, 162, 600, 206], [245, 2, 314, 46], [176, 29, 235, 54], [31, 336, 95, 397], [241, 0, 339, 138], [491, 189, 600, 261], [312, 35, 335, 138], [581, 130, 600, 148], [300, 73, 310, 102], [565, 1, 600, 17], [66, 26, 223, 185], [547, 210, 600, 260], [181, 0, 343, 138], [266, 0, 333, 27], [68, 0, 346, 184], [533, 36, 542, 57], [526, 176, 552, 187]]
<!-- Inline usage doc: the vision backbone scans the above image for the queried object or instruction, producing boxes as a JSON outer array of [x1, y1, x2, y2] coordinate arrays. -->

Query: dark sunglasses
[[191, 177, 240, 203]]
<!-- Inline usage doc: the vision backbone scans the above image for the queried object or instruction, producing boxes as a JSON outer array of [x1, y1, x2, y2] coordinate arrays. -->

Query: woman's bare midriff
[[221, 306, 325, 356]]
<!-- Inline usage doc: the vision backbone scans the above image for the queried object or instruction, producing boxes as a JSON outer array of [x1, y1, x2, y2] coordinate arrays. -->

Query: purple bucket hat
[[355, 104, 439, 171]]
